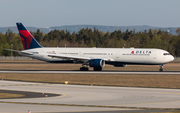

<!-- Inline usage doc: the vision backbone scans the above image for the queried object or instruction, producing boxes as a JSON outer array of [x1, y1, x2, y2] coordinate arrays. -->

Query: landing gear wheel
[[93, 67, 102, 71], [159, 68, 163, 72], [80, 67, 89, 71], [159, 64, 163, 72]]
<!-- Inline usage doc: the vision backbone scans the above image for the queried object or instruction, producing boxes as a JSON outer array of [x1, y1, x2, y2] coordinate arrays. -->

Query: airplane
[[5, 23, 174, 71]]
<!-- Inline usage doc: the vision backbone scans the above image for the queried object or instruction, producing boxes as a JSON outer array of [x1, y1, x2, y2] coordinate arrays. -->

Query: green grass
[[0, 93, 25, 98], [1, 74, 180, 89]]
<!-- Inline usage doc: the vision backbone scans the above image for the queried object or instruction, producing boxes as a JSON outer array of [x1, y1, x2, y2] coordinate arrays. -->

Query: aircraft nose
[[170, 55, 174, 62]]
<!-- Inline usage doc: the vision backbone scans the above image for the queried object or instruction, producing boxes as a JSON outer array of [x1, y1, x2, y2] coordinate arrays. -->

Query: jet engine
[[89, 59, 105, 71], [89, 59, 105, 68]]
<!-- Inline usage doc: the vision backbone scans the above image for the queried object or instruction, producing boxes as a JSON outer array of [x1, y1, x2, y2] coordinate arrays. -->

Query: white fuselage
[[20, 47, 174, 65]]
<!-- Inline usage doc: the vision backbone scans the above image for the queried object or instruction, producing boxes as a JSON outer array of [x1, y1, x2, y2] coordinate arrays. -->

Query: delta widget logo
[[131, 50, 151, 54]]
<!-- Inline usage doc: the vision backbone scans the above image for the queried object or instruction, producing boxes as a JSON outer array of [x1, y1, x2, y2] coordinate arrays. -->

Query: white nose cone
[[170, 55, 174, 62], [164, 55, 174, 63], [168, 55, 174, 62]]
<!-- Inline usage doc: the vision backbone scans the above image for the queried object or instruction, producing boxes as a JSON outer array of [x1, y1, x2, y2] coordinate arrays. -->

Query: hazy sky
[[0, 0, 180, 28]]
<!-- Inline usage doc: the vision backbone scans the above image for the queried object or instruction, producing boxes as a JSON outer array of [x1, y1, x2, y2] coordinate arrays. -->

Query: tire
[[159, 68, 163, 72], [80, 67, 89, 71], [93, 67, 102, 71]]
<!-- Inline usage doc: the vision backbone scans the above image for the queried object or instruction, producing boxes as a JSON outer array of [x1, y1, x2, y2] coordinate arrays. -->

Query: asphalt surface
[[1, 70, 180, 74], [1, 103, 175, 113], [0, 80, 180, 113]]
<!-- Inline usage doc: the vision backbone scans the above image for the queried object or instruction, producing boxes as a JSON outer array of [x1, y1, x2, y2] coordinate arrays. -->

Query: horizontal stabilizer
[[4, 49, 33, 55]]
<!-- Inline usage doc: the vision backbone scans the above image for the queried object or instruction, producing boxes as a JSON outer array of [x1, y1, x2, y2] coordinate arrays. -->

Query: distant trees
[[176, 28, 180, 36], [1, 28, 180, 56]]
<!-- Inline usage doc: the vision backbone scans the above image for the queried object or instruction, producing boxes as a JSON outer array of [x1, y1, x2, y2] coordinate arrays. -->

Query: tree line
[[1, 28, 180, 56]]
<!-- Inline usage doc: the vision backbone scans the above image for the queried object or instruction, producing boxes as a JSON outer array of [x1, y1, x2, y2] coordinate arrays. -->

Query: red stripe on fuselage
[[19, 30, 33, 49]]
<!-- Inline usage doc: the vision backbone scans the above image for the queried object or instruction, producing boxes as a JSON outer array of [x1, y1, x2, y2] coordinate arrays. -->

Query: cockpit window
[[163, 53, 170, 55]]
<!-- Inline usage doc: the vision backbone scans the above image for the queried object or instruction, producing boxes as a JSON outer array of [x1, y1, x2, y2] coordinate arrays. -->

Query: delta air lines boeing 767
[[5, 23, 174, 71]]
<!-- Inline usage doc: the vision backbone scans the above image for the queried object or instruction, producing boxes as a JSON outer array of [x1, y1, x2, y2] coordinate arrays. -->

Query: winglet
[[16, 23, 42, 50]]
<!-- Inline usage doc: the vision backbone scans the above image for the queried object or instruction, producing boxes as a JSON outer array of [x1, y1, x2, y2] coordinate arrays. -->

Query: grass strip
[[0, 63, 180, 71], [1, 73, 180, 89], [0, 93, 25, 98]]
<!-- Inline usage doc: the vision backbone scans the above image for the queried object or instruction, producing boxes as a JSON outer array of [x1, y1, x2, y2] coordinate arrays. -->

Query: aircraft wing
[[4, 49, 33, 55], [4, 49, 111, 61], [48, 54, 111, 61], [48, 54, 91, 61]]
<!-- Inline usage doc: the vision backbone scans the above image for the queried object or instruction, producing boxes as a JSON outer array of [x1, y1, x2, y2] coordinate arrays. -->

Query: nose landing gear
[[159, 64, 163, 72]]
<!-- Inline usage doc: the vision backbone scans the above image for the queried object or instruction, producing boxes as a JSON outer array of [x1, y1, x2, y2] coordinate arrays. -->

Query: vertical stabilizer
[[16, 23, 42, 50]]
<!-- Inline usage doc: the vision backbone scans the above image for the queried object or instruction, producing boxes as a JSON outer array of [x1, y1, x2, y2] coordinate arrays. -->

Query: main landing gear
[[80, 67, 103, 71], [80, 67, 102, 71], [80, 67, 89, 71], [80, 64, 89, 71], [80, 64, 102, 71], [93, 67, 102, 71], [159, 64, 163, 72]]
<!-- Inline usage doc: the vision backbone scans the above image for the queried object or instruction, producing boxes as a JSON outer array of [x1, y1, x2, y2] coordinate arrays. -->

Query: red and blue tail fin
[[16, 23, 42, 50]]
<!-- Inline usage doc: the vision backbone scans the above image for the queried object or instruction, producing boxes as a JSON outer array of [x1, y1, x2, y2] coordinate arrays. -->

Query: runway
[[1, 70, 180, 75], [0, 80, 180, 113]]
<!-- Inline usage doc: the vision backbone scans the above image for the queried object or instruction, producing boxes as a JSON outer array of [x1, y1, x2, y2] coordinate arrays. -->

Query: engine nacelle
[[89, 59, 105, 68], [113, 64, 127, 67]]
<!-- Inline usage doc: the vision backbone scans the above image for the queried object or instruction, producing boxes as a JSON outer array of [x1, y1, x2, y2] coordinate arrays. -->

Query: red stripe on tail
[[19, 30, 33, 49]]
